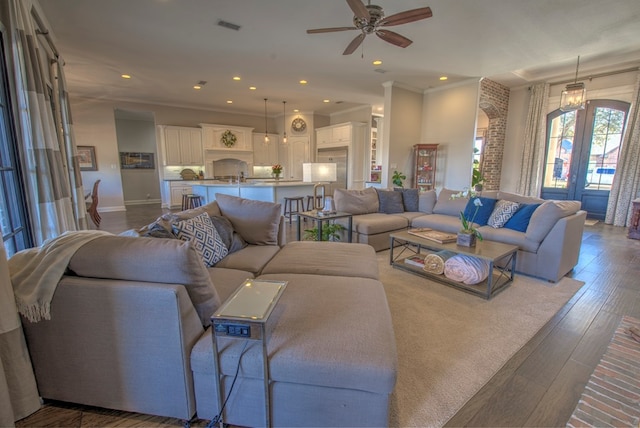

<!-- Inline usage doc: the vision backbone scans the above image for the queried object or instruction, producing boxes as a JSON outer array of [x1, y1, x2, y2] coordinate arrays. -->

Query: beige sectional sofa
[[333, 187, 587, 283], [21, 194, 397, 427]]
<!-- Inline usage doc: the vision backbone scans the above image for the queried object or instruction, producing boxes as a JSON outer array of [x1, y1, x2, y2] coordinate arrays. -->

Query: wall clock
[[291, 117, 307, 132]]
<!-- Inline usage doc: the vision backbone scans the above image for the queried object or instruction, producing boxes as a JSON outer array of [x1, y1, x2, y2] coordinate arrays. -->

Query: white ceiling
[[36, 0, 640, 117]]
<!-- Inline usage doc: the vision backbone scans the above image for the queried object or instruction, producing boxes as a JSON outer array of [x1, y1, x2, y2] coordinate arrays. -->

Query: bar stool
[[283, 196, 305, 224], [306, 195, 323, 211], [182, 194, 203, 211]]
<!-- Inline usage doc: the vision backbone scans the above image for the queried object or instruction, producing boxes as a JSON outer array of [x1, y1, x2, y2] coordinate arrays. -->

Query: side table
[[296, 210, 353, 242], [629, 198, 640, 240], [210, 279, 288, 428]]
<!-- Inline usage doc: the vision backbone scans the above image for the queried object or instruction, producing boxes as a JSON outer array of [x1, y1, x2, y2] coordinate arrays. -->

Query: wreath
[[221, 130, 237, 148]]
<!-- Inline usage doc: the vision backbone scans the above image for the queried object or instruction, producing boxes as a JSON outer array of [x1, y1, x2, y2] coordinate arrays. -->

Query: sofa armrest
[[534, 210, 586, 282], [22, 276, 205, 420]]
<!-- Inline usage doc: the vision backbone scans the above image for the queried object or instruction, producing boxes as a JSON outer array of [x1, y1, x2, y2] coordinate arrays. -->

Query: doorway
[[541, 99, 629, 220]]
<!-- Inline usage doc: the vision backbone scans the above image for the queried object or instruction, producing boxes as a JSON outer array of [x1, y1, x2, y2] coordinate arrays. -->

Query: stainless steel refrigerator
[[317, 147, 348, 196]]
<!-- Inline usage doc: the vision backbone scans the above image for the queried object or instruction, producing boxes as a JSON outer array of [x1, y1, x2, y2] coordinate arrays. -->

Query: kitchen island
[[191, 181, 316, 215]]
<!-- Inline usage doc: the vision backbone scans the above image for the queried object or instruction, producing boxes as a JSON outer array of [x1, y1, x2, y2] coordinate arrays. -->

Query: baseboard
[[124, 199, 162, 206], [97, 206, 126, 213]]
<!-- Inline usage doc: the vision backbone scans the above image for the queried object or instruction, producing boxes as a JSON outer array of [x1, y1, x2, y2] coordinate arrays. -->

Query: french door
[[541, 100, 629, 220]]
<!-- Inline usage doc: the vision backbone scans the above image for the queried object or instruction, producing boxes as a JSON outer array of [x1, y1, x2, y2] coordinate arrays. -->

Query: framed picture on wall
[[119, 152, 155, 169], [77, 146, 97, 171]]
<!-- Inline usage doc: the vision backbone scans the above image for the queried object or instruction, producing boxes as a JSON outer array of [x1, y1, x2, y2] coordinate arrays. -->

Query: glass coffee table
[[389, 230, 518, 299], [296, 210, 353, 242]]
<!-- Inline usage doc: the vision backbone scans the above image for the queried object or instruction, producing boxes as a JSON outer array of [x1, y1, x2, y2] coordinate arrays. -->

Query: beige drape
[[0, 244, 40, 426], [605, 71, 640, 226], [516, 82, 550, 197]]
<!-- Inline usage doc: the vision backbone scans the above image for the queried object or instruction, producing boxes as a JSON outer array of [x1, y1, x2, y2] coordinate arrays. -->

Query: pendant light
[[560, 56, 587, 112], [282, 101, 288, 144], [264, 98, 269, 144]]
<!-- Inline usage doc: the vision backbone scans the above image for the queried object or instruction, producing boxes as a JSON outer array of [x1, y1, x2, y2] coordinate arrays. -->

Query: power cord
[[207, 339, 249, 428]]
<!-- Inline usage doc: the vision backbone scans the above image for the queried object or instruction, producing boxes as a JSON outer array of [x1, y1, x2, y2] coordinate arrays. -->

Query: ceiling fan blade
[[375, 30, 413, 48], [307, 27, 357, 34], [343, 33, 366, 55], [380, 7, 433, 26], [346, 0, 370, 20]]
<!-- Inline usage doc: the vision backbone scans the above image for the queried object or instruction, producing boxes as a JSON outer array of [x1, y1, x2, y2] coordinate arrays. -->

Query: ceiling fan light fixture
[[560, 56, 587, 112]]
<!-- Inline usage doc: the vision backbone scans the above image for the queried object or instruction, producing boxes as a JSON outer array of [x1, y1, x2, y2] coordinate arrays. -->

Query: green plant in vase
[[392, 170, 406, 188], [303, 222, 345, 241], [272, 163, 282, 179]]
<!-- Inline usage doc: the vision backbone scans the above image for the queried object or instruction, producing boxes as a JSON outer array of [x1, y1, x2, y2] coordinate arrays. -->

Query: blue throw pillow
[[462, 197, 497, 226], [504, 203, 541, 232]]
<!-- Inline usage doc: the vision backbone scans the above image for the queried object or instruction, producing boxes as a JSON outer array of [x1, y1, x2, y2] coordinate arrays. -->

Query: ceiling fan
[[306, 0, 433, 55]]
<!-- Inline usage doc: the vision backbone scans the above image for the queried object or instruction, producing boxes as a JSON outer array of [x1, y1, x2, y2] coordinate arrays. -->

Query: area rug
[[376, 251, 585, 427], [566, 316, 640, 428]]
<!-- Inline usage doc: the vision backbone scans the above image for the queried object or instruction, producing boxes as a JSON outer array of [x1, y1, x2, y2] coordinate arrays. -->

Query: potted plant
[[272, 164, 282, 179], [392, 170, 406, 188], [303, 223, 345, 241], [457, 197, 484, 247], [472, 169, 485, 192]]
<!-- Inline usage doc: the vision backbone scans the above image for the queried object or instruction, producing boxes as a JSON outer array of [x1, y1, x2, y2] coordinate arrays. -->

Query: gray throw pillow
[[377, 189, 405, 213], [395, 188, 419, 212], [215, 194, 281, 245], [210, 215, 247, 253]]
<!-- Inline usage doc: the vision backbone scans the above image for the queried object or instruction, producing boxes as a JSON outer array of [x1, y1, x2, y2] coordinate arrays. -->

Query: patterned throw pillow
[[172, 212, 228, 267], [488, 200, 521, 228]]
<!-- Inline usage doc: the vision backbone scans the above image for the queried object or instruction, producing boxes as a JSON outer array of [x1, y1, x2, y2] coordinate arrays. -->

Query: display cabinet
[[413, 144, 438, 191]]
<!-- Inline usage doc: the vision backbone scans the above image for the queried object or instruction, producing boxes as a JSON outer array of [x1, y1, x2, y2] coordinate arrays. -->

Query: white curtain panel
[[10, 0, 86, 245], [516, 82, 550, 197], [605, 71, 640, 227], [0, 243, 40, 426]]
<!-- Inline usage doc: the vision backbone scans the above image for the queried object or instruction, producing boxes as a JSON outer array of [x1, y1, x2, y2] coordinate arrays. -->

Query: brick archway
[[478, 79, 510, 191]]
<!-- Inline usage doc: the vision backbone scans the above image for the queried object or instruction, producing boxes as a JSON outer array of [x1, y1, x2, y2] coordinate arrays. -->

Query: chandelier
[[282, 101, 288, 144], [560, 56, 587, 112], [263, 98, 269, 144]]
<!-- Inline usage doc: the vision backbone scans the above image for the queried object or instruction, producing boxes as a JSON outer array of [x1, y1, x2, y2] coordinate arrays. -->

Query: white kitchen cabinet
[[163, 126, 203, 166], [169, 182, 194, 208], [314, 122, 367, 189], [279, 136, 310, 180], [252, 133, 279, 166]]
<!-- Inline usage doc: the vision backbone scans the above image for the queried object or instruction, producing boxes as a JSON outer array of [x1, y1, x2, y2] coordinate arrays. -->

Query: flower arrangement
[[272, 164, 283, 176], [459, 197, 484, 241]]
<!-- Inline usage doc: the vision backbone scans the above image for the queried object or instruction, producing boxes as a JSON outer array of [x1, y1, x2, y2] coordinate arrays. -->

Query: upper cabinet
[[252, 133, 279, 166], [200, 124, 254, 151], [163, 126, 203, 166], [316, 123, 352, 148]]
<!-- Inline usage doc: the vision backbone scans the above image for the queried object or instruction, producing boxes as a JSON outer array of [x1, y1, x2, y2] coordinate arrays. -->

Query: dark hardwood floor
[[16, 204, 640, 427]]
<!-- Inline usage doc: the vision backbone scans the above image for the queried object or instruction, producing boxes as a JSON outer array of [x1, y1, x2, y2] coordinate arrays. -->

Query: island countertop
[[191, 181, 316, 214]]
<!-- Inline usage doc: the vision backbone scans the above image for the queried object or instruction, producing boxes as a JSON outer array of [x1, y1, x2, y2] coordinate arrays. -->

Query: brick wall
[[479, 79, 510, 191]]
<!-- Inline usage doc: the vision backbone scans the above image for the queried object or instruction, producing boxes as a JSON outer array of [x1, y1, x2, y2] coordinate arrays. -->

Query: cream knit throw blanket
[[8, 230, 112, 322]]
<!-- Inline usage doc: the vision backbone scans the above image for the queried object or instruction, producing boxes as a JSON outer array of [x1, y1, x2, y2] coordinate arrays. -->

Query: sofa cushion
[[377, 189, 405, 214], [418, 189, 437, 214], [525, 200, 581, 243], [261, 241, 379, 280], [462, 197, 497, 226], [333, 187, 379, 214], [68, 235, 220, 326], [411, 214, 462, 234], [477, 225, 539, 253], [433, 188, 468, 216], [347, 213, 409, 235], [504, 203, 541, 232], [215, 194, 281, 245], [488, 200, 520, 228], [172, 213, 228, 267], [208, 267, 255, 303], [497, 191, 544, 205], [213, 244, 281, 275], [395, 188, 419, 212]]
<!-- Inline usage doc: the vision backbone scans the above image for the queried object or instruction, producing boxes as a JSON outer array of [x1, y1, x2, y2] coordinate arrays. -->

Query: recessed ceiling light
[[193, 85, 201, 90], [299, 80, 308, 85], [372, 60, 383, 65], [249, 86, 257, 90], [226, 100, 233, 104], [293, 109, 299, 113], [439, 76, 448, 81], [323, 99, 330, 103], [233, 76, 241, 81], [121, 74, 131, 79]]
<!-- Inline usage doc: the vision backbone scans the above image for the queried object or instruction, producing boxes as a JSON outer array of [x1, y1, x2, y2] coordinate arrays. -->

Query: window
[[0, 29, 32, 256]]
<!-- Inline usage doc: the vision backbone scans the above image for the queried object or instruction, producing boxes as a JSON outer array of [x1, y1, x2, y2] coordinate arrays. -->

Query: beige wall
[[421, 79, 481, 191]]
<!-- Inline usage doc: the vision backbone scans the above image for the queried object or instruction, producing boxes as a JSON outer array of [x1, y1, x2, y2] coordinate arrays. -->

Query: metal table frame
[[296, 210, 353, 242]]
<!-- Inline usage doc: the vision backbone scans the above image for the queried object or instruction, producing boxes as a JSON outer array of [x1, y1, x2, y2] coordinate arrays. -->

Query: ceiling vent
[[217, 20, 241, 31]]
